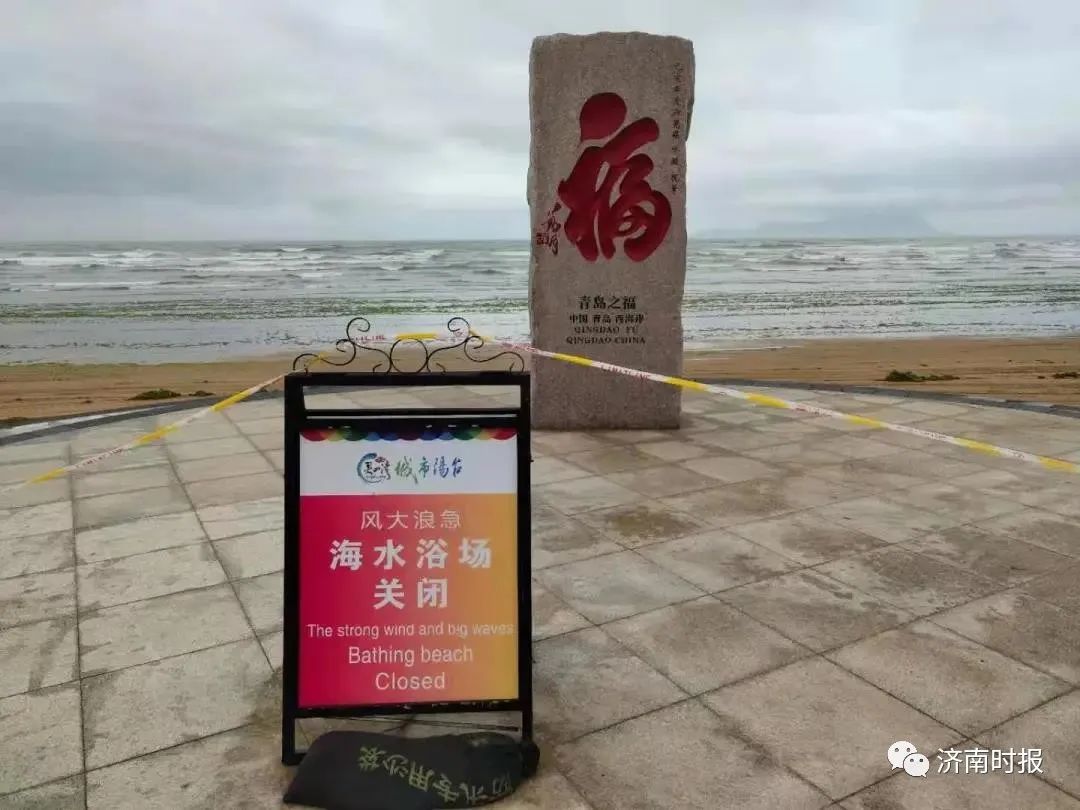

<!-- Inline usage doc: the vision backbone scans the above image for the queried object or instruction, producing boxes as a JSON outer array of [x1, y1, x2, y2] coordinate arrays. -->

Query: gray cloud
[[1, 0, 1078, 239]]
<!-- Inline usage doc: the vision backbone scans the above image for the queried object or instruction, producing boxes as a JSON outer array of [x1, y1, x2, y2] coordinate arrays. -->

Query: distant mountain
[[696, 211, 942, 240]]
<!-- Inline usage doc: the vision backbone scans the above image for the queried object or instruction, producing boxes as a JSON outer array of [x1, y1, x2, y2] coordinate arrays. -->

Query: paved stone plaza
[[1, 384, 1079, 809]]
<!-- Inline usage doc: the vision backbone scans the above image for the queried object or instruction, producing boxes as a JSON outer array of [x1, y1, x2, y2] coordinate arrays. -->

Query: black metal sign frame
[[281, 371, 532, 765]]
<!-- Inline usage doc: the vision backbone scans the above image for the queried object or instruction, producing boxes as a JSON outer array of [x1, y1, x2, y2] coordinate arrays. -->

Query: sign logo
[[357, 453, 391, 483]]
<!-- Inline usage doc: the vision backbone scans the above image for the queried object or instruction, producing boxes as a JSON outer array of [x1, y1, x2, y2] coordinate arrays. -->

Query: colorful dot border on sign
[[300, 426, 517, 442]]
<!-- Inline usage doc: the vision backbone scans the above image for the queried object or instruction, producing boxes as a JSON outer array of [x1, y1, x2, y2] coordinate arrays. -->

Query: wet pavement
[[1, 384, 1079, 809]]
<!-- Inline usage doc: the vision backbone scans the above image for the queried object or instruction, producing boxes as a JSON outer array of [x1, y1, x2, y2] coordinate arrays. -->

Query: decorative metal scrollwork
[[292, 316, 525, 373]]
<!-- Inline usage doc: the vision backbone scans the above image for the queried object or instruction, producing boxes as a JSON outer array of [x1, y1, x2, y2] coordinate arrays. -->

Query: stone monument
[[528, 32, 694, 429]]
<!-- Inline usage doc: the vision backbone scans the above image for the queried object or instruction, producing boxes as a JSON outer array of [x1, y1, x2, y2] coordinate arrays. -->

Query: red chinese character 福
[[556, 92, 671, 262]]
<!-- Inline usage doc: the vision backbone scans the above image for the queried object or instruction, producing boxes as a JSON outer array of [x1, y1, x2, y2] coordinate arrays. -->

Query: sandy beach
[[2, 336, 1078, 423]]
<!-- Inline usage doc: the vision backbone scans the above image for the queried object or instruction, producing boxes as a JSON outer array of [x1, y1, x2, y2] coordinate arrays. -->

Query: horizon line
[[2, 232, 1078, 244]]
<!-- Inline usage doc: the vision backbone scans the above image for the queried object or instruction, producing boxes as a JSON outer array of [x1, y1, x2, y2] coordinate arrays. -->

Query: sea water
[[1, 238, 1078, 363]]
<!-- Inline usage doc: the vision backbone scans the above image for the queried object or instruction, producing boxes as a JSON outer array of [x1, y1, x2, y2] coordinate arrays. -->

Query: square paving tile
[[175, 452, 274, 484], [84, 723, 292, 809], [74, 444, 170, 474], [815, 495, 962, 543], [79, 584, 252, 676], [536, 551, 703, 624], [809, 460, 925, 493], [259, 631, 282, 670], [0, 459, 66, 486], [196, 497, 282, 540], [75, 483, 190, 530], [0, 683, 82, 795], [843, 770, 1080, 809], [981, 690, 1080, 799], [948, 467, 1056, 501], [77, 543, 226, 612], [704, 410, 770, 426], [556, 700, 828, 810], [1010, 482, 1080, 519], [595, 429, 677, 445], [0, 477, 69, 510], [729, 510, 886, 566], [490, 765, 592, 809], [533, 627, 686, 742], [229, 400, 282, 419], [0, 440, 68, 464], [637, 439, 712, 462], [266, 448, 285, 472], [888, 482, 1028, 523], [0, 530, 73, 581], [73, 464, 177, 499], [605, 464, 718, 498], [166, 436, 257, 462], [75, 510, 206, 564], [827, 621, 1070, 735], [821, 435, 904, 460], [212, 529, 283, 580], [866, 448, 989, 481], [232, 416, 281, 435], [249, 431, 284, 452], [573, 500, 710, 548], [692, 428, 790, 452], [184, 471, 282, 509], [530, 456, 591, 485], [605, 597, 807, 694], [741, 441, 847, 469], [903, 400, 977, 417], [0, 569, 75, 630], [679, 453, 783, 484], [162, 418, 240, 443], [234, 571, 283, 634], [0, 774, 85, 809], [532, 432, 611, 456], [0, 501, 72, 544], [534, 475, 641, 515], [720, 570, 913, 652], [703, 657, 958, 799], [532, 581, 590, 641], [532, 503, 621, 568], [82, 638, 271, 769], [562, 446, 665, 475], [0, 617, 77, 699], [1021, 562, 1080, 613], [933, 590, 1080, 685], [659, 476, 849, 529], [816, 547, 1002, 616], [639, 529, 801, 592], [754, 419, 828, 439], [974, 508, 1080, 559], [70, 430, 143, 456], [902, 525, 1070, 586]]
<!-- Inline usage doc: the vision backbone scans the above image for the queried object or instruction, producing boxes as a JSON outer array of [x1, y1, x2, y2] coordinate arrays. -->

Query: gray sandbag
[[283, 730, 540, 810]]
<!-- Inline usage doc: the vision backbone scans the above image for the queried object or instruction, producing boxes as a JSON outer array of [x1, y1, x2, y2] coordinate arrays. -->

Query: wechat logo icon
[[888, 741, 930, 777]]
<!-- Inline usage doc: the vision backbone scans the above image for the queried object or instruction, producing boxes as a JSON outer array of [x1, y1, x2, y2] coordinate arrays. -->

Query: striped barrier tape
[[0, 331, 479, 494], [0, 352, 333, 496], [471, 334, 1080, 477], [4, 329, 1078, 495]]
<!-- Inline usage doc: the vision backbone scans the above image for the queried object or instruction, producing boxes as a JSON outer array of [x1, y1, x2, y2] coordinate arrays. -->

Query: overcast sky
[[2, 0, 1079, 240]]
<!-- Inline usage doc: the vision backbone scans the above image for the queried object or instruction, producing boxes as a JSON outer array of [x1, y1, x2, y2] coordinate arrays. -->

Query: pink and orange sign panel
[[297, 426, 519, 708]]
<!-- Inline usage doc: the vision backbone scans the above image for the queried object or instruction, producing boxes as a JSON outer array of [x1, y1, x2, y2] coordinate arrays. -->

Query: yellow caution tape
[[480, 335, 1080, 478], [5, 328, 1079, 495], [2, 355, 325, 494], [2, 326, 498, 493]]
